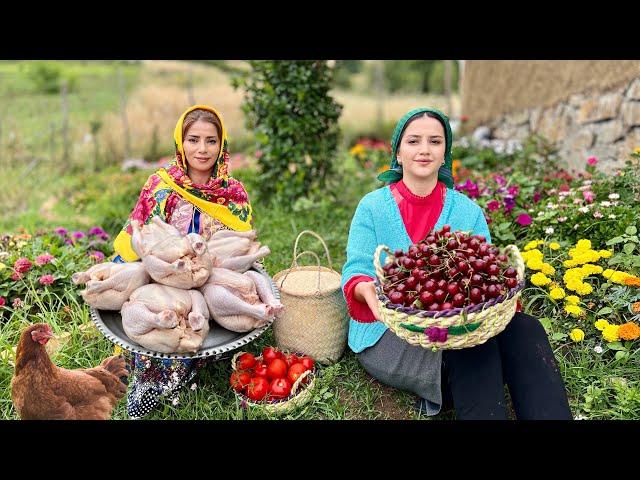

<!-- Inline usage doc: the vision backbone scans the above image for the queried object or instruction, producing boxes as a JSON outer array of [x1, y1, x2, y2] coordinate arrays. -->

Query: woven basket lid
[[276, 266, 341, 296]]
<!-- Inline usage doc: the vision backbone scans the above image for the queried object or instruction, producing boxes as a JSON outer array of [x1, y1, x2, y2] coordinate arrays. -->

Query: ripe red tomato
[[237, 353, 257, 370], [230, 371, 251, 393], [253, 363, 269, 378], [284, 353, 300, 368], [269, 378, 292, 399], [287, 363, 307, 384], [246, 377, 270, 401], [266, 358, 288, 380], [262, 346, 280, 364], [300, 357, 315, 372]]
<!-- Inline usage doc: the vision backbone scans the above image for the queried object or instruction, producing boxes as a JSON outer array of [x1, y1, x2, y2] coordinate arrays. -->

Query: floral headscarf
[[377, 107, 454, 189], [113, 105, 253, 261]]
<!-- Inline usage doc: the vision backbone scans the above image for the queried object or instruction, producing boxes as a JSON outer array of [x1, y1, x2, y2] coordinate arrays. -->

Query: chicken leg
[[244, 270, 285, 317], [219, 245, 271, 273]]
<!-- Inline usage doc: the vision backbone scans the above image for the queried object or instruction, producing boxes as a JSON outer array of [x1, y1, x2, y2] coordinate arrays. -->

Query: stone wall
[[486, 77, 640, 172]]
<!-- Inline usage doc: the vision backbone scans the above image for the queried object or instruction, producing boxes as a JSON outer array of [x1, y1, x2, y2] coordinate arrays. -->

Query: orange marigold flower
[[624, 276, 640, 287], [633, 301, 640, 314], [618, 322, 640, 341]]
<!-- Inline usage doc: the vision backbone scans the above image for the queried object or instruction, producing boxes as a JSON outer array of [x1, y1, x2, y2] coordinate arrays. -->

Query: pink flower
[[516, 214, 533, 226], [254, 150, 263, 159], [0, 296, 5, 307], [39, 274, 55, 286], [582, 190, 595, 203], [12, 298, 23, 308], [35, 253, 54, 265], [54, 227, 68, 236], [507, 185, 519, 197], [425, 326, 449, 343], [587, 156, 598, 166], [11, 272, 23, 281], [532, 191, 542, 203], [593, 211, 604, 219], [88, 251, 106, 262], [14, 257, 32, 273], [487, 200, 501, 212], [72, 231, 86, 240]]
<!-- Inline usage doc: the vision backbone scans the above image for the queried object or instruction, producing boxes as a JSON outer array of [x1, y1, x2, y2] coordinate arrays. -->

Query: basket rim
[[375, 279, 524, 320], [273, 265, 342, 297]]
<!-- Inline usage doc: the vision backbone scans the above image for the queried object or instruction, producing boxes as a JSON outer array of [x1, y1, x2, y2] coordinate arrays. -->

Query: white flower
[[608, 193, 620, 200], [558, 216, 568, 223], [559, 191, 570, 198], [582, 180, 593, 186], [574, 224, 580, 230], [608, 214, 616, 219], [612, 201, 620, 207], [600, 201, 612, 207], [190, 383, 197, 391], [548, 188, 557, 195], [594, 345, 603, 354], [573, 199, 582, 205], [574, 413, 588, 420], [528, 209, 534, 213], [171, 397, 180, 406], [545, 227, 555, 234], [537, 211, 544, 217], [578, 206, 589, 213], [593, 211, 603, 219], [546, 203, 558, 210], [578, 185, 591, 191]]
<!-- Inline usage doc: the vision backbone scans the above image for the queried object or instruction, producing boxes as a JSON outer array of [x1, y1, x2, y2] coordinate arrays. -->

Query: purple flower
[[487, 199, 501, 212], [503, 195, 516, 213], [425, 326, 449, 343], [65, 238, 74, 245], [516, 214, 533, 226], [494, 175, 507, 187], [88, 251, 106, 262], [54, 227, 68, 236], [507, 185, 519, 197], [72, 231, 86, 240], [532, 191, 542, 203], [35, 253, 54, 265], [88, 227, 106, 236], [99, 232, 110, 241]]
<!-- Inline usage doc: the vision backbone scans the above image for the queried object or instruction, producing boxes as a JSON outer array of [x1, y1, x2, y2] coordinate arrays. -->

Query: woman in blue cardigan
[[341, 107, 572, 420]]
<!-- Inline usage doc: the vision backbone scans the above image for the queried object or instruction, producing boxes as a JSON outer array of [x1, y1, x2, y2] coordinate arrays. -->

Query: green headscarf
[[377, 107, 454, 188]]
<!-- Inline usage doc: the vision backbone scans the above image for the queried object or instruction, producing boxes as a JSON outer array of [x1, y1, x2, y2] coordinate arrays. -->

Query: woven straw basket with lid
[[272, 231, 348, 364]]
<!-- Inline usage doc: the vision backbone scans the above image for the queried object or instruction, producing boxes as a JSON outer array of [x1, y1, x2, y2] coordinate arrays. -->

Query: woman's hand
[[354, 281, 381, 321]]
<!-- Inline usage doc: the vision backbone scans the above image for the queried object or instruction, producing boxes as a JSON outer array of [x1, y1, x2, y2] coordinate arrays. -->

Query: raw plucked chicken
[[71, 262, 150, 310], [200, 267, 284, 332], [206, 230, 271, 273], [121, 284, 210, 353], [131, 217, 213, 289]]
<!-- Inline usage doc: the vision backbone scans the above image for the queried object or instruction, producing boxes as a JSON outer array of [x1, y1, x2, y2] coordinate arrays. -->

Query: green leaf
[[596, 307, 613, 316], [623, 243, 636, 255], [551, 332, 567, 341], [538, 317, 553, 332], [614, 351, 630, 361], [606, 236, 625, 246], [625, 226, 637, 236], [607, 341, 626, 351]]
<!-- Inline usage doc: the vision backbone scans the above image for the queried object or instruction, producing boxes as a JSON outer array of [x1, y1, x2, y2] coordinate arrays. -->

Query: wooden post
[[444, 60, 452, 117], [118, 67, 131, 159], [375, 60, 385, 134], [49, 122, 56, 163], [187, 68, 196, 105], [61, 80, 69, 163]]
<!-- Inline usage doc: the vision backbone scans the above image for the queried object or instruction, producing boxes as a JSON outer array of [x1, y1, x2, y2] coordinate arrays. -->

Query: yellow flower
[[634, 146, 640, 154], [549, 242, 560, 250], [594, 319, 610, 331], [377, 165, 390, 174], [113, 345, 123, 355], [598, 250, 612, 259], [603, 269, 614, 279], [541, 263, 555, 276], [549, 287, 566, 300], [527, 258, 544, 271], [531, 272, 552, 286], [564, 259, 577, 268], [569, 329, 585, 342], [602, 324, 620, 342], [565, 295, 580, 305], [564, 305, 583, 317], [349, 144, 366, 156], [576, 283, 593, 296], [0, 262, 5, 271], [576, 239, 592, 251], [524, 240, 544, 251]]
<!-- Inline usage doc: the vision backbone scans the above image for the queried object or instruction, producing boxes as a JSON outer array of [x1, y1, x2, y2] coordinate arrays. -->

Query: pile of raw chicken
[[71, 217, 284, 354]]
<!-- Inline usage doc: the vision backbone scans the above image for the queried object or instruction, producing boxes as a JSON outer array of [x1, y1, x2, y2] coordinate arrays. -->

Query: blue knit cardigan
[[341, 185, 492, 353]]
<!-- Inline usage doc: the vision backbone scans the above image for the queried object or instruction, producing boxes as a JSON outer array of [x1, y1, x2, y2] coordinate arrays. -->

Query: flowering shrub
[[0, 226, 113, 318], [349, 137, 391, 175]]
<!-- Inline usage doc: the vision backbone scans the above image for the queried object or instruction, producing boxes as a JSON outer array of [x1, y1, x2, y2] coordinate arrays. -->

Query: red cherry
[[441, 302, 453, 310], [434, 289, 446, 303], [469, 288, 483, 303], [419, 291, 435, 305], [505, 277, 518, 289], [389, 291, 404, 304], [428, 255, 441, 266], [504, 267, 517, 278], [452, 293, 466, 307], [405, 276, 418, 289], [446, 283, 460, 296]]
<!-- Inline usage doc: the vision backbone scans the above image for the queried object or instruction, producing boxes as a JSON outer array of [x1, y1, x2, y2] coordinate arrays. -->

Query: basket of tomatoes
[[373, 225, 525, 350], [230, 346, 317, 414]]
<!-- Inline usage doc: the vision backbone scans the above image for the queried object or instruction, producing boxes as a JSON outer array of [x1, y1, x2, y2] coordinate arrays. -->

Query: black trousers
[[441, 312, 572, 420]]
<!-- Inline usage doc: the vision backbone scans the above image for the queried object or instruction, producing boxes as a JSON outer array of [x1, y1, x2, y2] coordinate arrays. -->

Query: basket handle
[[278, 251, 323, 296], [504, 244, 525, 281], [290, 369, 312, 395], [292, 230, 333, 270], [373, 244, 392, 283]]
